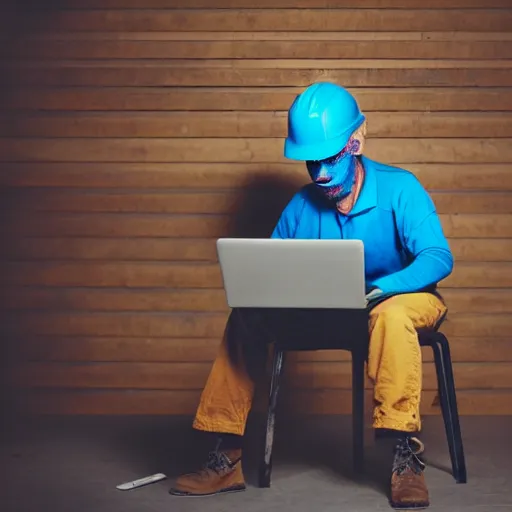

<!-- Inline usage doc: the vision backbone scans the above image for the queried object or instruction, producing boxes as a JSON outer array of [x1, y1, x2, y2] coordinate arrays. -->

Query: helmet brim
[[284, 135, 348, 162]]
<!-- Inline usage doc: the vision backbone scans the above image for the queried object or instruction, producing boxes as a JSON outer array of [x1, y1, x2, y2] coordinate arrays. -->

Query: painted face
[[306, 139, 361, 203]]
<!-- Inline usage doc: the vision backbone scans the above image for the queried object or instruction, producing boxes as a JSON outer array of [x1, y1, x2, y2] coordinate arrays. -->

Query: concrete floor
[[0, 414, 510, 512]]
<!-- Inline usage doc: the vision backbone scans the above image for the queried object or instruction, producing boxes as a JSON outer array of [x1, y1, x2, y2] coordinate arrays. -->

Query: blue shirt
[[270, 156, 454, 294]]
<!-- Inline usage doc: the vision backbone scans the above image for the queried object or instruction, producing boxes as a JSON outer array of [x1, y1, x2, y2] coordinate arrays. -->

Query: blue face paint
[[306, 139, 360, 202]]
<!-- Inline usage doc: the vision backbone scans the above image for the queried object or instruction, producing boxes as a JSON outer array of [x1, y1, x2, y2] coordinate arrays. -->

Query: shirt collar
[[348, 155, 378, 216]]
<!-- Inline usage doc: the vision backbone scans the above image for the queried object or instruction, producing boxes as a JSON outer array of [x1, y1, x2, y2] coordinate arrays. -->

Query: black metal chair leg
[[435, 334, 467, 484], [352, 349, 365, 474], [430, 341, 457, 476], [259, 349, 285, 488]]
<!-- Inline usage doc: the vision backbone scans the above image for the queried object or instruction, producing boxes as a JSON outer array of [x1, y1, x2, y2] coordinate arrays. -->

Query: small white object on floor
[[116, 473, 167, 491]]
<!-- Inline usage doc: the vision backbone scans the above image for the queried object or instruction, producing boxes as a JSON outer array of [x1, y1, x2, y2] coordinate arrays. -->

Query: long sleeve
[[371, 188, 454, 294]]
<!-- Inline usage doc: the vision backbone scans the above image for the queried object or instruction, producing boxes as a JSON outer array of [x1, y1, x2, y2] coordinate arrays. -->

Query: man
[[169, 82, 453, 510]]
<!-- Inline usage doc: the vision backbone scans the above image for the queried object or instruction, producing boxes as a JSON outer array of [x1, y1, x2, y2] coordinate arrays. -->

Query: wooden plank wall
[[0, 0, 512, 416]]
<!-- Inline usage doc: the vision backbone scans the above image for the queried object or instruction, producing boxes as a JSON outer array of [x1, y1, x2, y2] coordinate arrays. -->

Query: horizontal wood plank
[[431, 193, 512, 214], [442, 314, 512, 337], [2, 237, 510, 263], [1, 213, 511, 238], [0, 262, 225, 288], [2, 312, 511, 337], [8, 31, 512, 42], [6, 335, 512, 363], [2, 287, 512, 315], [0, 238, 219, 261], [51, 1, 512, 8], [441, 289, 512, 314], [441, 263, 512, 288], [5, 40, 512, 60], [3, 189, 512, 214], [0, 190, 243, 215], [1, 138, 511, 164], [2, 112, 512, 139], [13, 59, 511, 70], [7, 10, 511, 33], [441, 214, 512, 238], [1, 311, 230, 338], [13, 389, 512, 415], [7, 361, 512, 391], [1, 287, 229, 312], [1, 163, 511, 190], [0, 214, 236, 238], [5, 337, 221, 363], [4, 66, 512, 87], [14, 389, 204, 415], [3, 87, 511, 112], [449, 239, 512, 262]]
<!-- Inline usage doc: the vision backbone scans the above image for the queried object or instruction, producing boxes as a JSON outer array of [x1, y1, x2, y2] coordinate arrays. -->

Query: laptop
[[216, 238, 366, 309]]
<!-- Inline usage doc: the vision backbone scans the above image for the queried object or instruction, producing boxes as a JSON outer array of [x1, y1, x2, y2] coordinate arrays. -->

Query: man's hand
[[365, 287, 383, 307]]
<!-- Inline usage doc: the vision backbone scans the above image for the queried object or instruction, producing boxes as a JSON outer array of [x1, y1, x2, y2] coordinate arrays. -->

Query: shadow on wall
[[1, 0, 66, 36], [0, 0, 68, 104], [227, 172, 305, 239], [219, 170, 310, 428]]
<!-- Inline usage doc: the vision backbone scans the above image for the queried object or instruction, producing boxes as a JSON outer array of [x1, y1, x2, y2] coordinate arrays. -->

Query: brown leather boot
[[169, 448, 246, 497], [389, 437, 429, 510]]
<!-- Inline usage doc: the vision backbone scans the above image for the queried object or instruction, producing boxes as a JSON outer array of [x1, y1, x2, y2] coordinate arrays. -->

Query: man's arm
[[370, 178, 454, 294]]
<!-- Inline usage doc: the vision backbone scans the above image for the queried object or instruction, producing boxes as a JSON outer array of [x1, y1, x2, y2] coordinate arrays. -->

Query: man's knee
[[370, 303, 412, 328]]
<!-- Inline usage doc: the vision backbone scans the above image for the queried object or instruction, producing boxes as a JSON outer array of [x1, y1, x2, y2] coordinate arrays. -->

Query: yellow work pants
[[193, 293, 447, 435]]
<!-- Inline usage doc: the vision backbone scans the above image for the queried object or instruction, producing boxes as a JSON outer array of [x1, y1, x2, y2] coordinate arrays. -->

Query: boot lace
[[205, 450, 233, 474], [392, 437, 426, 476]]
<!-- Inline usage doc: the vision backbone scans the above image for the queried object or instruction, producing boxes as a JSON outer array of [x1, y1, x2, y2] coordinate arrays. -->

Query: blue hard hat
[[284, 82, 366, 161]]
